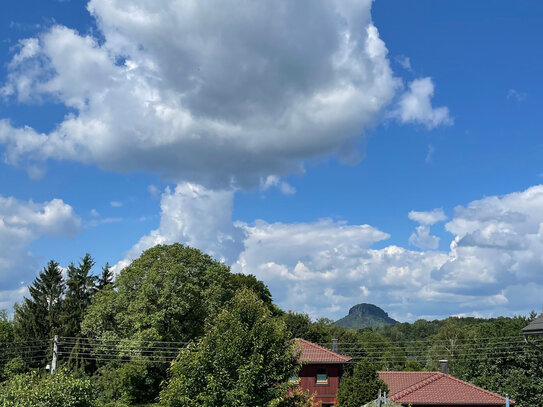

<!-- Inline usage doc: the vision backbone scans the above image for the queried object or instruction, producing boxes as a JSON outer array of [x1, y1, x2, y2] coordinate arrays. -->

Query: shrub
[[0, 369, 97, 407]]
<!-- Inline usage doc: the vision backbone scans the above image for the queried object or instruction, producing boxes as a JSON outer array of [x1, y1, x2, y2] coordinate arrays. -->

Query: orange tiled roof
[[379, 371, 513, 405], [294, 338, 352, 364]]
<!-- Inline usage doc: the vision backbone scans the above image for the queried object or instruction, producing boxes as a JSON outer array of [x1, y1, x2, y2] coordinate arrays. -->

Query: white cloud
[[395, 55, 412, 72], [114, 183, 246, 274], [507, 89, 526, 102], [409, 225, 440, 250], [110, 201, 123, 208], [0, 195, 81, 309], [0, 0, 401, 189], [408, 208, 447, 225], [117, 184, 543, 321], [394, 77, 452, 129], [261, 175, 296, 195], [232, 222, 448, 319], [88, 217, 122, 227]]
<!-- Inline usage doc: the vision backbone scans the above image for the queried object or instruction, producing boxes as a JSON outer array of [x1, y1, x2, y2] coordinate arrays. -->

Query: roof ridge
[[444, 373, 513, 403], [294, 338, 352, 362], [388, 372, 443, 401]]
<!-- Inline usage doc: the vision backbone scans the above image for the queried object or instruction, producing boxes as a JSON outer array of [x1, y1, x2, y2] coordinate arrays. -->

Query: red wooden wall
[[299, 364, 343, 406]]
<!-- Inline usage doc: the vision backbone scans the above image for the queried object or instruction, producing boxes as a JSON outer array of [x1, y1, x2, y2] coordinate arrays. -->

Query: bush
[[1, 357, 27, 380], [0, 369, 97, 407], [94, 361, 160, 406]]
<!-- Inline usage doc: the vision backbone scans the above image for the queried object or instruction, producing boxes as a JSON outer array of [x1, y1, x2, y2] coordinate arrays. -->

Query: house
[[522, 312, 543, 337], [522, 313, 543, 353], [379, 370, 513, 407], [293, 338, 351, 407]]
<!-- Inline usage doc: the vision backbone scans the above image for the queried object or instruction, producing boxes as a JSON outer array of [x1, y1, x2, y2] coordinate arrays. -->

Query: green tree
[[62, 254, 97, 337], [81, 244, 245, 404], [160, 288, 299, 407], [283, 312, 313, 339], [0, 311, 21, 380], [13, 260, 64, 342], [336, 359, 388, 407], [96, 262, 114, 291], [12, 261, 64, 367], [61, 254, 98, 370], [94, 360, 159, 406], [455, 315, 543, 407]]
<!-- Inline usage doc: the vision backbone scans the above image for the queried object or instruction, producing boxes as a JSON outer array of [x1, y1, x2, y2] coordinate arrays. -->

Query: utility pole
[[51, 335, 58, 374]]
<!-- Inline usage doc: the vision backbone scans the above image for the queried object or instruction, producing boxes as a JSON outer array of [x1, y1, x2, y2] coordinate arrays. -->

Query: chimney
[[439, 360, 448, 374], [332, 339, 338, 353]]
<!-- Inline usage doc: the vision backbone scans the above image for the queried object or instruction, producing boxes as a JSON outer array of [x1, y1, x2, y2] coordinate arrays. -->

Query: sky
[[0, 0, 542, 322]]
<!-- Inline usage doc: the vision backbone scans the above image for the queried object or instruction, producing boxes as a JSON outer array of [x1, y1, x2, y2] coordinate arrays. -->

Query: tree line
[[0, 243, 541, 407]]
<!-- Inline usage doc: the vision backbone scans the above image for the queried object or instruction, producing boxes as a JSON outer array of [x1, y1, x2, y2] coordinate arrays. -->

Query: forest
[[0, 243, 542, 407]]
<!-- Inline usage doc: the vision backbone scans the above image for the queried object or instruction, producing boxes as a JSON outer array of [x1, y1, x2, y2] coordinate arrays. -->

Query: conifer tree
[[61, 254, 98, 371], [62, 254, 96, 337], [96, 262, 114, 291], [13, 260, 65, 342], [12, 260, 64, 367]]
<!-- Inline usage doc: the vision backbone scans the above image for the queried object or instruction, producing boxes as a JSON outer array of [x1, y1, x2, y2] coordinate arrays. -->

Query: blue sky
[[1, 0, 542, 321]]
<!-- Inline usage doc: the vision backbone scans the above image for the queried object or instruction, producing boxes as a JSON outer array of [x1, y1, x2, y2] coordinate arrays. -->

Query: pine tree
[[61, 254, 98, 371], [96, 262, 114, 291], [13, 260, 65, 366], [62, 254, 97, 337]]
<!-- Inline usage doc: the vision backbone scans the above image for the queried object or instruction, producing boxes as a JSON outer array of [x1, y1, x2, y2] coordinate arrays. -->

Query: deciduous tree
[[160, 288, 299, 407]]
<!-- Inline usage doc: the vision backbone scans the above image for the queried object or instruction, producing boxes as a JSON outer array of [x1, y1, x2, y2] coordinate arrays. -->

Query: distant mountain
[[334, 303, 398, 329]]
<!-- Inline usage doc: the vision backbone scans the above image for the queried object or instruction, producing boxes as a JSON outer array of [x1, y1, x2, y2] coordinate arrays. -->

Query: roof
[[522, 313, 543, 336], [379, 371, 513, 405], [294, 338, 352, 364]]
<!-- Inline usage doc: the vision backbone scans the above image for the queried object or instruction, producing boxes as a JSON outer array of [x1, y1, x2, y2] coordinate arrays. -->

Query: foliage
[[453, 315, 543, 407], [270, 386, 320, 407], [63, 254, 97, 337], [82, 244, 235, 344], [13, 260, 64, 343], [94, 361, 160, 406], [83, 244, 277, 405], [0, 370, 97, 406], [2, 357, 27, 379], [0, 310, 15, 373], [160, 288, 299, 407], [96, 262, 114, 291], [336, 359, 388, 407]]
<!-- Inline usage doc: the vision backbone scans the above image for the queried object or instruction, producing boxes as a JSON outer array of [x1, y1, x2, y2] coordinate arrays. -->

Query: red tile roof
[[379, 371, 513, 405], [294, 338, 352, 364]]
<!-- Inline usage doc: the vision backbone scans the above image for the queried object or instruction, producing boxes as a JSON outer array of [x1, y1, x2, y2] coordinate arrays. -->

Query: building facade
[[294, 338, 351, 406]]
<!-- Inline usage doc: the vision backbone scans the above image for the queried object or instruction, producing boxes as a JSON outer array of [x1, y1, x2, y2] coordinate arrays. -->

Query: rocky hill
[[334, 303, 398, 329]]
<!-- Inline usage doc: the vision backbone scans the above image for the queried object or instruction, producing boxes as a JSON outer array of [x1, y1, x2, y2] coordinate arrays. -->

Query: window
[[316, 368, 328, 384]]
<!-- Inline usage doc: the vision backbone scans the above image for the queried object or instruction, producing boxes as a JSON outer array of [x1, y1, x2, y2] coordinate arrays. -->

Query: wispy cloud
[[425, 144, 435, 163], [507, 89, 526, 102], [395, 55, 413, 72]]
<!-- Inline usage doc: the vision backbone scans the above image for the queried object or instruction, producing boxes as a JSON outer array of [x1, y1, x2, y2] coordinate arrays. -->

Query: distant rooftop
[[294, 338, 352, 364], [522, 313, 543, 336], [379, 371, 513, 405]]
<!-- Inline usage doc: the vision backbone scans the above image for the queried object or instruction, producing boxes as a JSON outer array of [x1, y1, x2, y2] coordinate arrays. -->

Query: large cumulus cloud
[[0, 0, 402, 188], [117, 184, 543, 321]]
